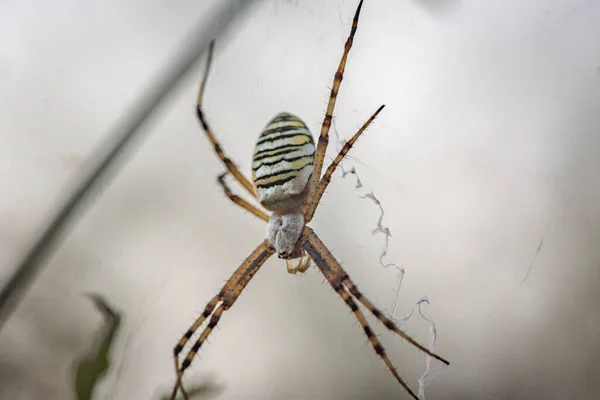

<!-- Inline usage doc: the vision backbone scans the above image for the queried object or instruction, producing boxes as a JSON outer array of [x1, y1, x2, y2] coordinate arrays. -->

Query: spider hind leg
[[197, 40, 256, 198], [217, 172, 269, 221], [305, 104, 385, 221], [306, 0, 365, 219]]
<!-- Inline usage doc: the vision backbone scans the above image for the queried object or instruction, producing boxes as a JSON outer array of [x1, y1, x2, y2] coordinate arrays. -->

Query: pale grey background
[[1, 0, 599, 399]]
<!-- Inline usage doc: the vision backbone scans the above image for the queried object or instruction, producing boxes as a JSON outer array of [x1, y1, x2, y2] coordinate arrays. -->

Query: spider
[[171, 1, 449, 399]]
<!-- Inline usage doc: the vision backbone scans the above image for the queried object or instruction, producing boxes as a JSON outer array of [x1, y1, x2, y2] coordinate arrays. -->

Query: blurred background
[[1, 0, 600, 399]]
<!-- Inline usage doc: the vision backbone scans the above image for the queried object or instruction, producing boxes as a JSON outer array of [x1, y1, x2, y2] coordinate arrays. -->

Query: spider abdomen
[[252, 112, 315, 211]]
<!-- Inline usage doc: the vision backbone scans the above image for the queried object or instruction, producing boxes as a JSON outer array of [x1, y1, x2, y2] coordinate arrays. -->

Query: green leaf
[[72, 293, 121, 400]]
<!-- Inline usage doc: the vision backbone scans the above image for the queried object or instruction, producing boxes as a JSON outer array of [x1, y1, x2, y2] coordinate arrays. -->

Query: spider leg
[[306, 0, 365, 214], [302, 227, 450, 398], [305, 104, 385, 221], [303, 227, 449, 364], [301, 228, 420, 399], [217, 172, 269, 222], [171, 240, 274, 400], [197, 40, 257, 198], [341, 273, 450, 366]]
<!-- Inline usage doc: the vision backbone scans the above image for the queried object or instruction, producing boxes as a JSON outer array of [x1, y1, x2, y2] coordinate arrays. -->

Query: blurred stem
[[0, 0, 266, 332]]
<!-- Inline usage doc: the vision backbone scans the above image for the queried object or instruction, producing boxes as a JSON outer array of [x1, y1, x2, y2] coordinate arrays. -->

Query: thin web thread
[[332, 119, 442, 398]]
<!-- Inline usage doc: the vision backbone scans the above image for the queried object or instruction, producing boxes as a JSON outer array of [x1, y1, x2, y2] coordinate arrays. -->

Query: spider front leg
[[301, 227, 450, 399], [171, 240, 274, 400], [217, 172, 269, 222], [197, 40, 256, 198]]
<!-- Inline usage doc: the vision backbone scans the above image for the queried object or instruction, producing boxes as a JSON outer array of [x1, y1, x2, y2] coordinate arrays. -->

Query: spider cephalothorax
[[267, 209, 305, 258], [171, 2, 449, 400]]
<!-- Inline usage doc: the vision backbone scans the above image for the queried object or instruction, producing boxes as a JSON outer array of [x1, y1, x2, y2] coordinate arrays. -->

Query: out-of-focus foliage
[[72, 293, 222, 400], [72, 294, 121, 400]]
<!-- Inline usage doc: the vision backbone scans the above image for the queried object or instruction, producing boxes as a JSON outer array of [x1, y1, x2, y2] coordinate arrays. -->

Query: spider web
[[332, 119, 444, 398]]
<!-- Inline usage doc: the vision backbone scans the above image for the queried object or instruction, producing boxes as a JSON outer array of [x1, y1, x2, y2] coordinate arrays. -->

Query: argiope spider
[[171, 1, 449, 399]]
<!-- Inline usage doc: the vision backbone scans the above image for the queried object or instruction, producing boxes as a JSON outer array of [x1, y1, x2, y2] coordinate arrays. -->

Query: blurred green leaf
[[72, 293, 121, 400], [71, 293, 224, 400]]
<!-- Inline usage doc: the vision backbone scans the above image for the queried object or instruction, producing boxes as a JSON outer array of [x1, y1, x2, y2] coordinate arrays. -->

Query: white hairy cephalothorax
[[266, 209, 305, 259]]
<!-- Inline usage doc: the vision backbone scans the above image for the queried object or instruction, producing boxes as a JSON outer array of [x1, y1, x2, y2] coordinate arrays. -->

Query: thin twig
[[0, 0, 266, 330]]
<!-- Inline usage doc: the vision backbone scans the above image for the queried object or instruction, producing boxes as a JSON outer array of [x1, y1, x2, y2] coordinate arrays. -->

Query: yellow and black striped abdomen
[[252, 112, 315, 212]]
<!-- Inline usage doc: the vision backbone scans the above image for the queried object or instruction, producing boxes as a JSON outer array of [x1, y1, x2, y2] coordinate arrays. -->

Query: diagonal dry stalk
[[0, 0, 267, 331]]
